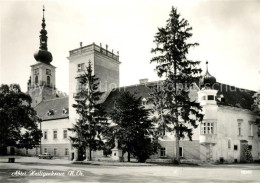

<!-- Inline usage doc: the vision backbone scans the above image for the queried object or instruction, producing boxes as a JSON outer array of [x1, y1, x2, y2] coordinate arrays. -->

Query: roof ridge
[[42, 96, 68, 102], [216, 82, 256, 93]]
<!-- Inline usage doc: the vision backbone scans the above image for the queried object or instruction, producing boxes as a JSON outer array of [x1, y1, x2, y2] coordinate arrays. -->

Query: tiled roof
[[102, 81, 256, 112], [102, 82, 199, 113], [34, 96, 69, 121], [213, 83, 255, 110]]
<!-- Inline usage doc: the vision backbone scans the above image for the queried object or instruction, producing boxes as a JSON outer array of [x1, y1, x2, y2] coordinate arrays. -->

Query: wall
[[150, 140, 200, 160], [41, 118, 72, 158], [214, 106, 259, 162]]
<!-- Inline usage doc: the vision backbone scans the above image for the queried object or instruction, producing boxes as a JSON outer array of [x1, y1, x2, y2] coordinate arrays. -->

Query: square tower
[[67, 42, 120, 122]]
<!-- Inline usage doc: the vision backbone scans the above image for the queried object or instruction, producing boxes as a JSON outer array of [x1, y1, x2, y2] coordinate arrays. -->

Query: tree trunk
[[89, 148, 92, 161], [175, 132, 180, 164], [127, 152, 130, 162], [173, 50, 180, 165]]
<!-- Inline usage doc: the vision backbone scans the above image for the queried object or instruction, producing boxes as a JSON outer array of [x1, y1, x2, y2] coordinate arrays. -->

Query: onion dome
[[34, 6, 53, 64], [200, 61, 217, 88]]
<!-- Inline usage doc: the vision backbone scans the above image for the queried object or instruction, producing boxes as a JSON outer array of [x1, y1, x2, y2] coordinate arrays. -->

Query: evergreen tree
[[150, 7, 204, 163], [69, 61, 107, 161], [252, 91, 260, 136], [106, 91, 159, 162], [243, 145, 253, 162], [0, 84, 42, 155]]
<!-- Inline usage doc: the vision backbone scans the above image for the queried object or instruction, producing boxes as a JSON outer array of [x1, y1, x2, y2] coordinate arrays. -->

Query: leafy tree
[[150, 7, 204, 163], [0, 84, 42, 155], [252, 91, 260, 136], [69, 61, 107, 161], [105, 91, 159, 162]]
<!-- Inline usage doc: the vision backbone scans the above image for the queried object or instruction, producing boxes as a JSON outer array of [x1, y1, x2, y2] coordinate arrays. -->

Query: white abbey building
[[15, 8, 260, 163]]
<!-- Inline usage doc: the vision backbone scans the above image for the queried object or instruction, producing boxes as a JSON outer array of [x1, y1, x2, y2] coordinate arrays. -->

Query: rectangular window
[[249, 122, 253, 137], [36, 148, 38, 155], [234, 145, 238, 151], [44, 131, 47, 139], [179, 147, 183, 157], [208, 95, 214, 100], [201, 122, 214, 134], [201, 96, 206, 101], [65, 148, 69, 155], [238, 122, 242, 136], [53, 130, 57, 139], [46, 69, 51, 75], [237, 119, 243, 136], [54, 148, 57, 156], [248, 145, 252, 151], [228, 140, 231, 149], [160, 148, 166, 157], [63, 130, 67, 139], [44, 148, 47, 153], [77, 63, 85, 72]]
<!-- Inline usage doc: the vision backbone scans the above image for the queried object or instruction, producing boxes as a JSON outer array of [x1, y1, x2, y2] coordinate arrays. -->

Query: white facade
[[197, 88, 259, 163]]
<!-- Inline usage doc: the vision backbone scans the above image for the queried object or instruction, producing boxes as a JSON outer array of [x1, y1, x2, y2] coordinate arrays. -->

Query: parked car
[[38, 153, 53, 159]]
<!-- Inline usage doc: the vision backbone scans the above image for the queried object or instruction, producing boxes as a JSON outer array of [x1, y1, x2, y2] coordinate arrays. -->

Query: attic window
[[142, 98, 147, 105], [47, 109, 54, 116], [208, 95, 214, 100], [63, 107, 69, 114]]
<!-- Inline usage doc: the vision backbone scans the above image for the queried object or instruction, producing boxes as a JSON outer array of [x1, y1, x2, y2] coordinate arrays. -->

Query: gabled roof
[[34, 96, 69, 121]]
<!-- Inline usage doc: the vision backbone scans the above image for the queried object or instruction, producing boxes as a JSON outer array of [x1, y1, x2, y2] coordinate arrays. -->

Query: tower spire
[[42, 5, 46, 30], [43, 5, 45, 18], [206, 61, 209, 73], [34, 6, 53, 64]]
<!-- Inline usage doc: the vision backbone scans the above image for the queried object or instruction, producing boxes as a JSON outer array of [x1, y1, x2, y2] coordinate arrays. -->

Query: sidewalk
[[72, 160, 155, 166]]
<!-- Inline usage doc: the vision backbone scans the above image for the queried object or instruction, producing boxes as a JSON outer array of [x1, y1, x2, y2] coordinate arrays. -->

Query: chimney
[[139, 78, 148, 85], [80, 42, 82, 48]]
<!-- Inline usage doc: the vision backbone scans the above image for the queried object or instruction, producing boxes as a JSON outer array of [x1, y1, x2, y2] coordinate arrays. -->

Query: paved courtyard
[[0, 157, 260, 183]]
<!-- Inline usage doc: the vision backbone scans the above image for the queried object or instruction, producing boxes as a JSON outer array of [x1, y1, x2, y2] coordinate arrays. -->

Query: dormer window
[[63, 107, 69, 114], [208, 95, 214, 100], [142, 98, 147, 106], [47, 109, 54, 116]]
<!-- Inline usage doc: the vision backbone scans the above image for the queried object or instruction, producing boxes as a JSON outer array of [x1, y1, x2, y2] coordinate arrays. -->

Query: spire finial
[[206, 61, 208, 72], [43, 5, 45, 19], [34, 6, 53, 64], [42, 5, 46, 29]]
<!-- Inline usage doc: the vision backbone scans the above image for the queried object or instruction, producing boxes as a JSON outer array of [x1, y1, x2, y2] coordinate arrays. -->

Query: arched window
[[228, 139, 231, 149], [47, 76, 50, 86], [35, 75, 38, 84]]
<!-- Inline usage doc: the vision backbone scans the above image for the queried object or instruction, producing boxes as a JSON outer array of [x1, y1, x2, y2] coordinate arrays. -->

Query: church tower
[[28, 6, 56, 107]]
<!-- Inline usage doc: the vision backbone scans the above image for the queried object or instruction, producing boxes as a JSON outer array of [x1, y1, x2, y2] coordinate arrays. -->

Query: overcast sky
[[1, 0, 260, 93]]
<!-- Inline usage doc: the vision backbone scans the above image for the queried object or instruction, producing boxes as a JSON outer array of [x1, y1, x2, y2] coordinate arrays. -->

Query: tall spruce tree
[[150, 7, 204, 163], [69, 61, 107, 161]]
